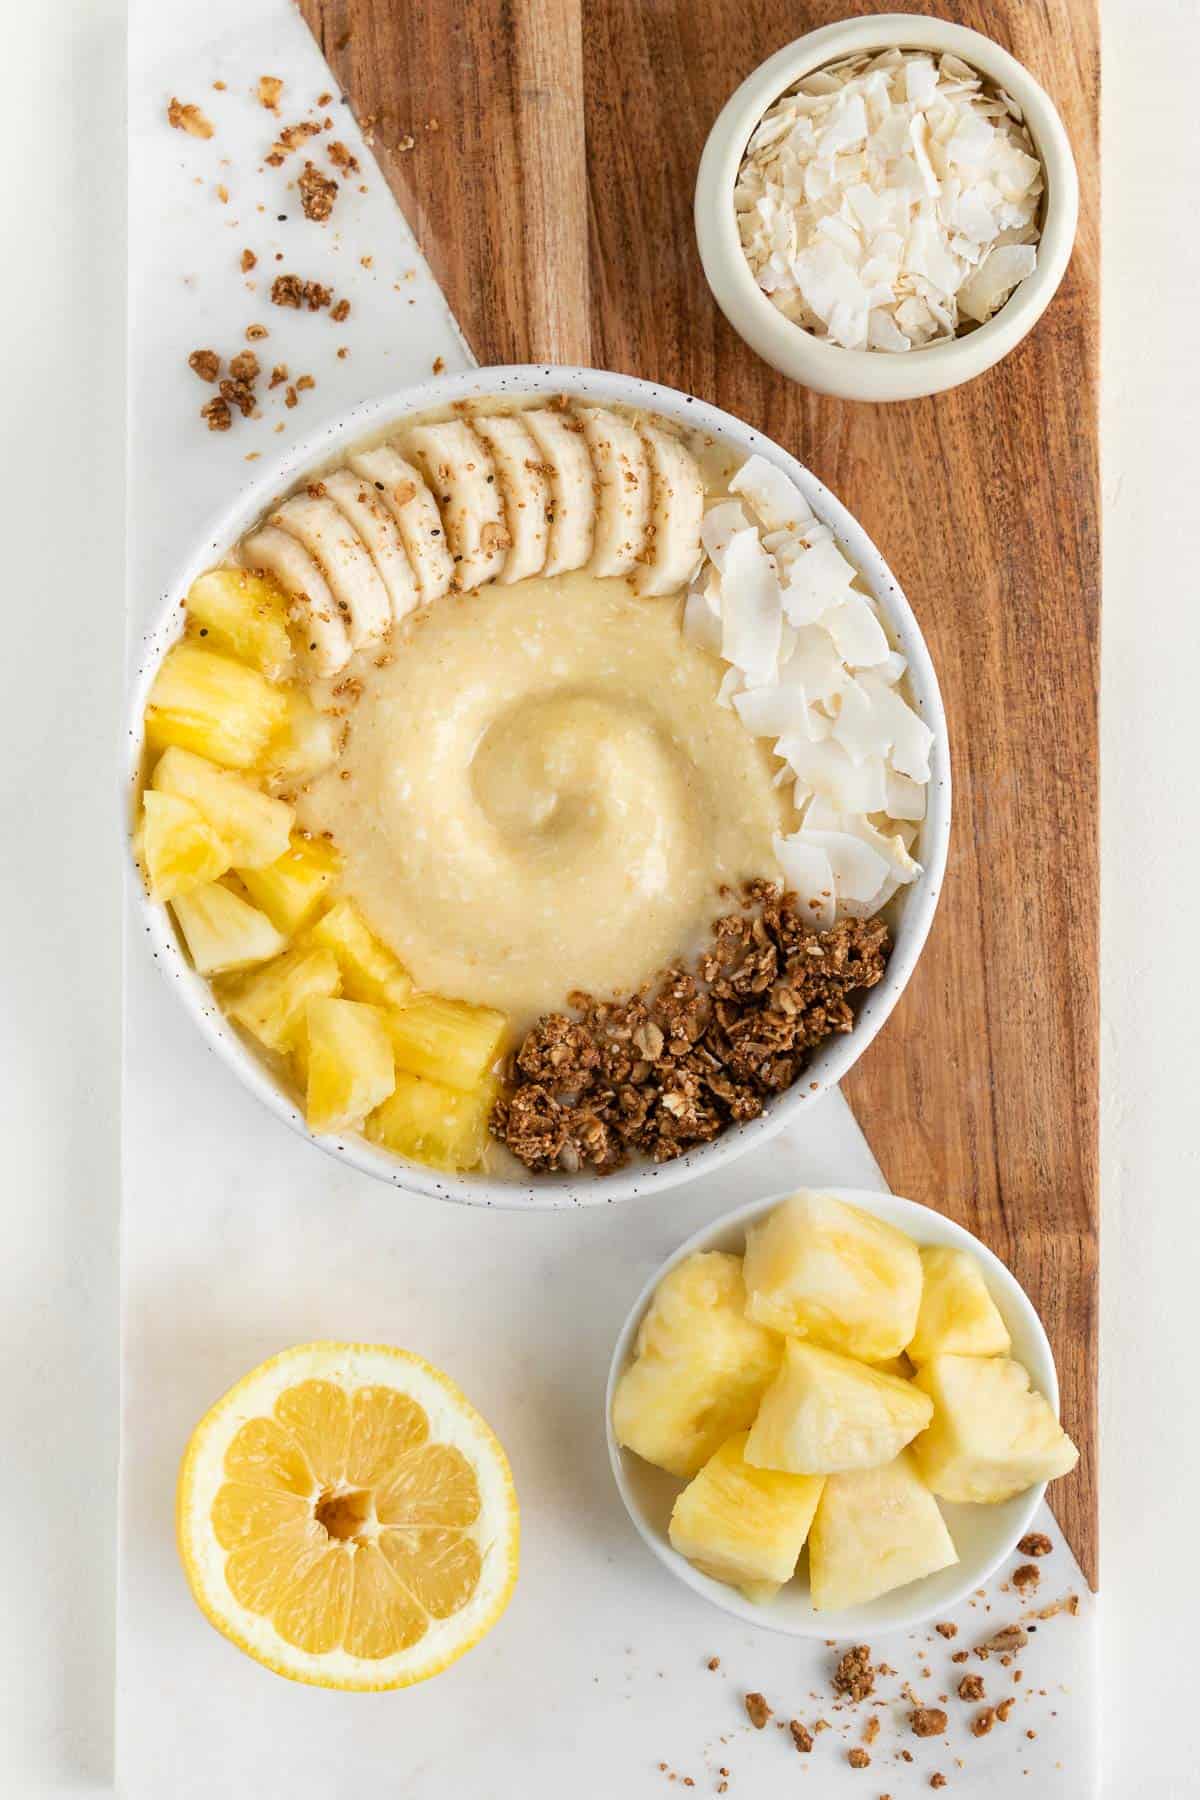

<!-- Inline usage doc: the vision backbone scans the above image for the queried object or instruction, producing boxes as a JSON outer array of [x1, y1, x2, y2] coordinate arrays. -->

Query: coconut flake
[[719, 528, 783, 685], [822, 592, 890, 666], [772, 832, 836, 929], [798, 827, 890, 905], [958, 241, 1037, 323], [729, 455, 815, 533]]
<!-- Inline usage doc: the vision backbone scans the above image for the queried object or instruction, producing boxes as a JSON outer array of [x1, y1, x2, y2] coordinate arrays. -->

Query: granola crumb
[[241, 248, 257, 273], [328, 139, 360, 174], [1011, 1564, 1040, 1594], [167, 97, 214, 139], [245, 323, 268, 341], [977, 1626, 1028, 1658], [298, 161, 338, 221], [789, 1721, 813, 1754], [284, 385, 298, 408], [862, 1717, 880, 1745], [271, 273, 304, 309], [996, 1698, 1015, 1723], [269, 363, 288, 388], [935, 1623, 957, 1640], [745, 1693, 771, 1730], [848, 1749, 870, 1769], [200, 395, 231, 431], [331, 297, 351, 323], [930, 1777, 947, 1790], [951, 1652, 969, 1665], [296, 374, 315, 391], [188, 349, 220, 383], [228, 349, 259, 383], [909, 1708, 948, 1739], [971, 1708, 995, 1738], [219, 375, 255, 417], [834, 1646, 876, 1703], [337, 346, 349, 359], [957, 1674, 985, 1702], [433, 356, 446, 374], [1018, 1533, 1053, 1558], [215, 182, 229, 203], [257, 75, 283, 111], [706, 1658, 720, 1671]]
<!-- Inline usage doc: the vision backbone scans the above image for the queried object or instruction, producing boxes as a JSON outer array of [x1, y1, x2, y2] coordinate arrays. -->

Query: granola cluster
[[491, 884, 890, 1175]]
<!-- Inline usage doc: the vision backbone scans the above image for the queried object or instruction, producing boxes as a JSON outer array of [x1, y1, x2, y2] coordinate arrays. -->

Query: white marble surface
[[0, 0, 1192, 1794]]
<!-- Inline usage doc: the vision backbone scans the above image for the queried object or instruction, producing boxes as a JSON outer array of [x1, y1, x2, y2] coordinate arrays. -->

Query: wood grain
[[299, 0, 1100, 1585]]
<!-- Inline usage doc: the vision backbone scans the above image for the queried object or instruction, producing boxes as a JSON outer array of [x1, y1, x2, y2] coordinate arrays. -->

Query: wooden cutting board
[[299, 0, 1100, 1587]]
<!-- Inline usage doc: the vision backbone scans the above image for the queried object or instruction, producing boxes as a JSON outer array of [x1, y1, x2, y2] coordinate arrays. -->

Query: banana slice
[[636, 423, 705, 597], [347, 446, 455, 605], [270, 493, 392, 649], [322, 467, 421, 621], [522, 407, 595, 575], [407, 419, 510, 591], [580, 406, 651, 578], [470, 412, 551, 583], [241, 524, 351, 676]]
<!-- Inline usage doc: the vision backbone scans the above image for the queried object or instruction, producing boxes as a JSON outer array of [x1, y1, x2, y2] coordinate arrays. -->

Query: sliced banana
[[406, 419, 510, 592], [241, 524, 351, 676], [347, 445, 455, 605], [270, 492, 392, 649], [522, 407, 596, 575], [470, 412, 551, 583], [636, 423, 705, 597], [322, 467, 421, 621], [580, 406, 651, 578]]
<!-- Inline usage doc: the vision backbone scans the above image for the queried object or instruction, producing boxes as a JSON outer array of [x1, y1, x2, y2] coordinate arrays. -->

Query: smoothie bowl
[[126, 366, 949, 1207]]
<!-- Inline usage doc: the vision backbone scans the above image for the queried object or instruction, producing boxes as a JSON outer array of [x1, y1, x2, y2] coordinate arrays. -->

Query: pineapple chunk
[[307, 899, 413, 1007], [366, 1071, 496, 1172], [224, 946, 341, 1053], [871, 1354, 915, 1379], [145, 642, 287, 769], [185, 568, 294, 680], [743, 1191, 922, 1362], [138, 790, 230, 902], [808, 1451, 958, 1612], [387, 994, 508, 1093], [303, 997, 395, 1134], [669, 1432, 824, 1601], [152, 747, 293, 869], [236, 834, 342, 935], [745, 1340, 933, 1476], [611, 1252, 782, 1479], [260, 687, 340, 785], [912, 1355, 1079, 1503], [171, 881, 286, 975], [906, 1247, 1011, 1363]]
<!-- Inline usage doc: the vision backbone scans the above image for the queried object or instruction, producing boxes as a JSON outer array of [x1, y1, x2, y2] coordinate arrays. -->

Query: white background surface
[[0, 0, 1195, 1794]]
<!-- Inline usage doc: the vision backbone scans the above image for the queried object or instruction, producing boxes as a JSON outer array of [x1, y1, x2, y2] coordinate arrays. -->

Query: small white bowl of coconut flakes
[[695, 14, 1078, 401]]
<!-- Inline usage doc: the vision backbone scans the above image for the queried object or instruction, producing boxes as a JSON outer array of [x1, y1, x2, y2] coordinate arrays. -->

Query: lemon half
[[176, 1343, 519, 1689]]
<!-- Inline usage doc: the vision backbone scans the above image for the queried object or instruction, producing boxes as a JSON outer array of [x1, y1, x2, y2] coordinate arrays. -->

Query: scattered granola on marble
[[736, 47, 1044, 349]]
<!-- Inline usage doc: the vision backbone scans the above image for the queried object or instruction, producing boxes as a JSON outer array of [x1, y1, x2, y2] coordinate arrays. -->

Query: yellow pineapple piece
[[224, 946, 341, 1053], [304, 996, 395, 1134], [185, 568, 294, 680], [911, 1355, 1078, 1503], [145, 642, 287, 769], [743, 1191, 922, 1362], [808, 1450, 958, 1612], [171, 881, 287, 976], [611, 1252, 782, 1479], [138, 790, 230, 902], [745, 1340, 933, 1476], [906, 1247, 1011, 1364], [308, 898, 413, 1007], [366, 1071, 497, 1172], [871, 1353, 915, 1379], [668, 1432, 824, 1602], [387, 994, 508, 1093], [152, 747, 293, 868], [260, 687, 341, 785], [236, 834, 342, 935]]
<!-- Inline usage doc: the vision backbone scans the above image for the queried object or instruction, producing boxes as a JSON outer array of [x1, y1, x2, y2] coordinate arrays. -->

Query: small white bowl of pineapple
[[606, 1188, 1077, 1637]]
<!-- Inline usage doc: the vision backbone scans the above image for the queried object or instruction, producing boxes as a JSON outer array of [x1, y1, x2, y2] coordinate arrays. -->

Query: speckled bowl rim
[[605, 1187, 1059, 1637], [694, 14, 1080, 401], [125, 364, 951, 1209]]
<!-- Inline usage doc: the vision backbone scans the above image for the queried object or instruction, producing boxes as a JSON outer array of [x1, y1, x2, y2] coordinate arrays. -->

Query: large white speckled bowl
[[126, 365, 950, 1208]]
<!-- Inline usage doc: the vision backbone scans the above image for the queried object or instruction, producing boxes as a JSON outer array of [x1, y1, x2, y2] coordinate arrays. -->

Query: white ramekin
[[126, 364, 950, 1209], [606, 1187, 1061, 1637], [695, 15, 1080, 402]]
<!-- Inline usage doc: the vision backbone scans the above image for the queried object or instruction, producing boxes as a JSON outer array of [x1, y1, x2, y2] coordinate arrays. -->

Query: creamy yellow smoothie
[[294, 571, 792, 1035]]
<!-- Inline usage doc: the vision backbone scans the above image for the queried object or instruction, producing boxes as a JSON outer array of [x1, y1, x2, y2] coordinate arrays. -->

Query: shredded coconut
[[736, 48, 1043, 350], [685, 456, 932, 922]]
